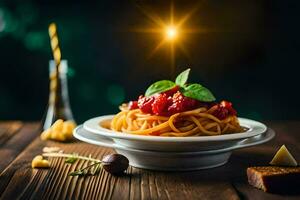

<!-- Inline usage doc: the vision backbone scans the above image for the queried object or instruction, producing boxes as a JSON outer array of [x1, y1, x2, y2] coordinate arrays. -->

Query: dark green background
[[0, 0, 299, 123]]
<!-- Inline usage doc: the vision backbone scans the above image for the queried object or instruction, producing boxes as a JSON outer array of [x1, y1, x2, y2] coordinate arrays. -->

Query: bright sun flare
[[166, 26, 177, 40], [131, 3, 205, 75]]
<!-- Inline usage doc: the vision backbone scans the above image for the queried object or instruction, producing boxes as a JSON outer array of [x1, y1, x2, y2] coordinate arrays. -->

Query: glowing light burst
[[166, 26, 177, 40], [132, 3, 204, 76]]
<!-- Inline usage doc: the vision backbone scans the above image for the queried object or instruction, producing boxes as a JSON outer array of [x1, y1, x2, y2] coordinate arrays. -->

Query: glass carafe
[[42, 60, 75, 130]]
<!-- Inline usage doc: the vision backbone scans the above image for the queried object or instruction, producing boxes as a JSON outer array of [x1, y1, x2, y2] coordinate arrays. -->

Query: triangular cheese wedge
[[270, 145, 298, 166]]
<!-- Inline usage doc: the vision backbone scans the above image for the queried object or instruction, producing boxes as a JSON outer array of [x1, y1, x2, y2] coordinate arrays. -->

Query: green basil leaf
[[68, 170, 84, 176], [182, 83, 216, 102], [175, 68, 190, 86], [65, 157, 78, 164], [65, 153, 78, 164], [145, 80, 176, 96]]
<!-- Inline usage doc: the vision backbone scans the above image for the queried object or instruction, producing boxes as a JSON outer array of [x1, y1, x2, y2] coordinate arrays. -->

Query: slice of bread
[[247, 166, 300, 193]]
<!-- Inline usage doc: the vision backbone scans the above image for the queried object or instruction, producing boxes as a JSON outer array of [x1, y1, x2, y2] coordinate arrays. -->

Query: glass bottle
[[42, 60, 75, 130]]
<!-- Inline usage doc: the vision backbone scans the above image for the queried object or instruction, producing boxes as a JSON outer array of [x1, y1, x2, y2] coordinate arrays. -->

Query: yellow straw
[[48, 23, 62, 97], [48, 23, 61, 74]]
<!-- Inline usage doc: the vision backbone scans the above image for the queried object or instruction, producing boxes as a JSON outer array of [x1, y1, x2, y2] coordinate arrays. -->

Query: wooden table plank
[[0, 137, 119, 200], [0, 121, 299, 200], [0, 139, 240, 200], [0, 123, 40, 173], [0, 121, 23, 146]]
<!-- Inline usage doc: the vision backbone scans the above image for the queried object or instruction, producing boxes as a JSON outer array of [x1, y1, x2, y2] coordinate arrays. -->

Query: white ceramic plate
[[73, 126, 275, 171], [83, 115, 267, 151]]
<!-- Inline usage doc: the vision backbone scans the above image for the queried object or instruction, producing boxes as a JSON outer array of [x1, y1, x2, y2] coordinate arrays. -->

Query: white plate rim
[[74, 125, 275, 155], [83, 115, 267, 142]]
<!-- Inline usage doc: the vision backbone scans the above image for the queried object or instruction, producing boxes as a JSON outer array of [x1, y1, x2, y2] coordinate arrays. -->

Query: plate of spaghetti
[[82, 69, 268, 152]]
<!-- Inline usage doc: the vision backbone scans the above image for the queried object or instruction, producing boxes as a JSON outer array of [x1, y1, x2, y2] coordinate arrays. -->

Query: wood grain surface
[[0, 121, 299, 200]]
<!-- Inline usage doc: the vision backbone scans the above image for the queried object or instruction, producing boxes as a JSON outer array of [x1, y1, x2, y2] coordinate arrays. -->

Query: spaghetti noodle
[[111, 104, 244, 137]]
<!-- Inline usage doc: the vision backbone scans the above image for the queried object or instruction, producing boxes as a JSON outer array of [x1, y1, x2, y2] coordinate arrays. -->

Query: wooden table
[[0, 121, 299, 200]]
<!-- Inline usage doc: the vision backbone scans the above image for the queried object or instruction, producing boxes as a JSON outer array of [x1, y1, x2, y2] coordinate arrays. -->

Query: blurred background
[[0, 0, 299, 123]]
